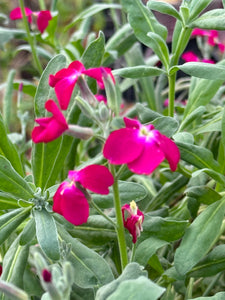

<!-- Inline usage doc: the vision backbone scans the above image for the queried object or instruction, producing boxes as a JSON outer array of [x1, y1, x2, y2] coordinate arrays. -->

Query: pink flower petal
[[181, 51, 199, 62], [49, 68, 80, 110], [127, 137, 165, 174], [36, 10, 52, 33], [68, 61, 85, 73], [156, 133, 180, 172], [191, 28, 209, 37], [10, 7, 32, 23], [31, 100, 68, 143], [124, 117, 141, 129], [68, 165, 114, 195], [103, 128, 144, 164], [53, 182, 89, 226], [60, 185, 89, 226], [83, 67, 115, 89]]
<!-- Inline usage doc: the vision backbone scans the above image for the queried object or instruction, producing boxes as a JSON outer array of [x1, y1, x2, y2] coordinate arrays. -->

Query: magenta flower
[[32, 100, 68, 143], [10, 7, 52, 33], [53, 165, 114, 226], [103, 117, 180, 175], [42, 269, 52, 283], [122, 201, 144, 243], [181, 51, 199, 62], [49, 61, 115, 110]]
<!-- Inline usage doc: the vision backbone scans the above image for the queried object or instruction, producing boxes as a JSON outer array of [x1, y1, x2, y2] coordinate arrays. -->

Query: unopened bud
[[77, 76, 97, 106], [75, 95, 95, 119], [98, 101, 109, 122], [66, 125, 93, 140], [42, 269, 52, 283]]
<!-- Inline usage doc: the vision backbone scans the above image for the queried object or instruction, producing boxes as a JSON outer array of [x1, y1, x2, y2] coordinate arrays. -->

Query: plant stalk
[[19, 0, 43, 74], [109, 164, 128, 270]]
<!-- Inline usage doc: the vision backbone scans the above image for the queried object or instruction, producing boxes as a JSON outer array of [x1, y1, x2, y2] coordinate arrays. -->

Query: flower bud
[[66, 124, 94, 140]]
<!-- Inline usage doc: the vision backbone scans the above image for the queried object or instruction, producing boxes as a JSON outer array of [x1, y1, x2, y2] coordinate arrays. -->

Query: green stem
[[109, 164, 128, 270], [19, 0, 43, 74], [202, 272, 222, 296], [168, 73, 176, 117], [38, 0, 46, 10], [129, 243, 136, 263], [185, 277, 194, 300], [90, 200, 116, 228]]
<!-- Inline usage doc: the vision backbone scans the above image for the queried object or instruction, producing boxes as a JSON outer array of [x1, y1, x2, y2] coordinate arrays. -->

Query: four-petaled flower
[[10, 7, 52, 33], [192, 28, 225, 53], [49, 60, 115, 110], [122, 200, 144, 243], [181, 51, 215, 64], [53, 165, 114, 226], [32, 100, 68, 143], [103, 117, 180, 175]]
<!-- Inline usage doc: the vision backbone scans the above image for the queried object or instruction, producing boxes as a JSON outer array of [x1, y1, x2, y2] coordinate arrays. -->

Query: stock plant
[[1, 0, 225, 299]]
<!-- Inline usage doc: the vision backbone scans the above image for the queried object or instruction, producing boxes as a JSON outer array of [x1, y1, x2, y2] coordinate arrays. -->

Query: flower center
[[130, 200, 137, 215]]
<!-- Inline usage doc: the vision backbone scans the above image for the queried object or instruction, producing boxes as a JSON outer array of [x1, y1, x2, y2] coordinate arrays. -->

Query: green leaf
[[190, 9, 225, 30], [141, 215, 188, 242], [107, 277, 165, 300], [0, 281, 29, 300], [146, 32, 170, 69], [175, 62, 225, 80], [188, 0, 213, 21], [0, 192, 20, 209], [152, 116, 179, 137], [95, 263, 147, 300], [192, 169, 225, 187], [1, 236, 29, 291], [92, 181, 147, 209], [113, 66, 165, 78], [121, 0, 167, 44], [0, 27, 26, 50], [66, 215, 116, 245], [0, 156, 34, 200], [147, 1, 182, 21], [174, 197, 225, 275], [187, 292, 225, 300], [0, 113, 24, 176], [176, 142, 220, 171], [34, 54, 67, 117], [0, 207, 31, 245], [19, 218, 36, 246], [81, 31, 105, 68], [3, 69, 16, 130], [186, 185, 222, 205], [65, 3, 122, 31], [15, 45, 52, 60], [183, 60, 225, 120], [179, 106, 206, 132], [33, 208, 60, 260], [57, 224, 114, 288], [191, 111, 222, 134], [135, 237, 168, 267], [188, 245, 225, 278]]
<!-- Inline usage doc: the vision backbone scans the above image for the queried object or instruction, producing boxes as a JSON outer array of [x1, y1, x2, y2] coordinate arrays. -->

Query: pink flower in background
[[95, 94, 107, 104], [53, 165, 114, 226], [103, 117, 180, 175], [122, 201, 144, 243], [10, 7, 52, 33], [49, 61, 115, 110], [181, 51, 199, 62], [32, 100, 68, 143], [182, 51, 215, 64]]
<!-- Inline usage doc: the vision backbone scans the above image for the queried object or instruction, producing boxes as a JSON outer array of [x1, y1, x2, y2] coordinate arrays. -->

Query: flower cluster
[[10, 7, 52, 33], [122, 201, 144, 243], [32, 60, 114, 143], [103, 117, 180, 175], [192, 28, 225, 53], [53, 165, 114, 225]]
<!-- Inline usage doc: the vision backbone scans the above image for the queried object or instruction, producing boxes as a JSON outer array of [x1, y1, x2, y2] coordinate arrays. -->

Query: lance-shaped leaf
[[92, 181, 147, 209], [188, 0, 213, 21], [172, 62, 225, 80], [147, 1, 182, 21], [0, 236, 29, 291], [188, 292, 225, 300], [57, 224, 114, 288], [121, 0, 167, 44], [0, 207, 31, 245], [65, 3, 121, 31], [188, 244, 225, 278], [190, 9, 225, 30], [0, 27, 26, 50], [0, 156, 34, 201], [176, 142, 220, 171], [174, 197, 225, 275], [113, 66, 165, 78], [33, 208, 60, 261], [0, 112, 24, 176]]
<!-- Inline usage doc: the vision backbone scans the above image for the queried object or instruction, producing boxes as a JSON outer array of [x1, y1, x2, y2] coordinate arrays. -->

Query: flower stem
[[19, 0, 43, 74], [109, 164, 128, 270], [38, 0, 46, 10], [90, 200, 116, 228], [168, 73, 176, 117]]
